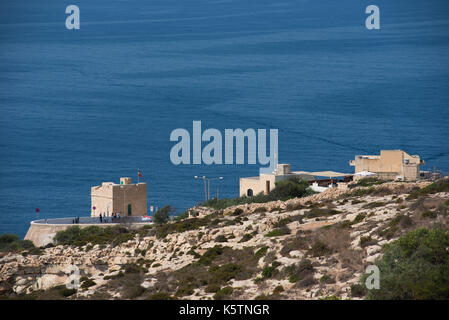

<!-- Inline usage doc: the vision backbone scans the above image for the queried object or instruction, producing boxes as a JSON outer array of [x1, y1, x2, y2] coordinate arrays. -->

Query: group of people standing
[[98, 212, 120, 223], [71, 214, 123, 224]]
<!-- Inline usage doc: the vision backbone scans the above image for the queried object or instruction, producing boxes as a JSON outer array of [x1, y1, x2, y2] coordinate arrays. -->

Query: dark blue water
[[1, 0, 449, 238]]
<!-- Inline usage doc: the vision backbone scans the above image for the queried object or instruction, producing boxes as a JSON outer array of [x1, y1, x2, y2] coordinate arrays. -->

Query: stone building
[[239, 164, 315, 197], [91, 177, 147, 217], [239, 164, 353, 196], [349, 150, 424, 181]]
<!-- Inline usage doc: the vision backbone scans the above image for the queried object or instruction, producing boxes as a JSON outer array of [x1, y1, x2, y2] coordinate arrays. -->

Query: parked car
[[141, 216, 153, 223]]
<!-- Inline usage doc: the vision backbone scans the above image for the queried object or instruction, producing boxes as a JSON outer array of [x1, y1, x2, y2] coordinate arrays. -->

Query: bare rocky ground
[[1, 179, 448, 300]]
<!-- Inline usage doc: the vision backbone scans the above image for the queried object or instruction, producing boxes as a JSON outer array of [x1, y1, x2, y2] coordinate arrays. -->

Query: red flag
[[138, 168, 144, 182]]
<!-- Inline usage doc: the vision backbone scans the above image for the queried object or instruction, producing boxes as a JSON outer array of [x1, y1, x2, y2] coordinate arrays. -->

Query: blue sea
[[1, 0, 448, 238]]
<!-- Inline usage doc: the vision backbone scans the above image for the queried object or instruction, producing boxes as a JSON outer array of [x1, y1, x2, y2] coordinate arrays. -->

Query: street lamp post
[[194, 176, 207, 202], [120, 185, 128, 217], [207, 177, 223, 200], [194, 176, 223, 202]]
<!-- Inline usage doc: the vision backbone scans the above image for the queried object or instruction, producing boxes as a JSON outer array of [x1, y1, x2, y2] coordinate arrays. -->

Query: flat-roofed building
[[349, 150, 424, 181], [239, 164, 316, 197], [91, 177, 147, 217]]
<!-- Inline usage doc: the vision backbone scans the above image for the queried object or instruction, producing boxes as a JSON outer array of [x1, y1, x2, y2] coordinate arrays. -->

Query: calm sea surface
[[1, 0, 448, 237]]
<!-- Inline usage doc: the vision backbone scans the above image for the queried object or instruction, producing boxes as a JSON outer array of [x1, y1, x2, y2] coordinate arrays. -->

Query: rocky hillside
[[1, 178, 448, 300]]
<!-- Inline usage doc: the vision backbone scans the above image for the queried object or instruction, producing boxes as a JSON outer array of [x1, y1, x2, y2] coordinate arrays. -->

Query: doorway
[[265, 180, 270, 194]]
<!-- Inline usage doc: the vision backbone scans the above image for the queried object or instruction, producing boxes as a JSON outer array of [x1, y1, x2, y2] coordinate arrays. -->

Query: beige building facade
[[239, 164, 316, 197], [91, 177, 147, 217], [349, 150, 424, 181]]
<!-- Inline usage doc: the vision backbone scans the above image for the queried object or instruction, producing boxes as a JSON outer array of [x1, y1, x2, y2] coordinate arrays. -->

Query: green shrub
[[175, 285, 194, 297], [54, 225, 135, 247], [362, 201, 387, 209], [175, 211, 189, 221], [289, 274, 300, 283], [337, 220, 353, 229], [377, 214, 412, 240], [320, 274, 334, 284], [422, 210, 437, 219], [307, 240, 331, 257], [364, 227, 449, 299], [153, 205, 175, 224], [273, 285, 284, 294], [269, 178, 314, 201], [187, 249, 200, 259], [399, 215, 414, 228], [172, 247, 257, 295], [153, 216, 214, 239], [254, 246, 269, 259], [253, 207, 267, 213], [213, 286, 233, 300], [353, 213, 366, 224], [407, 179, 449, 199], [0, 233, 19, 246], [265, 226, 290, 237], [205, 284, 221, 293], [0, 234, 36, 253], [304, 208, 341, 219], [203, 178, 314, 210], [103, 271, 124, 280], [296, 275, 318, 288], [209, 263, 243, 284], [61, 288, 77, 297], [80, 278, 96, 289], [286, 259, 314, 283], [232, 208, 244, 216], [262, 266, 277, 279], [360, 236, 376, 248], [21, 246, 43, 256], [198, 245, 224, 265], [344, 185, 391, 198], [356, 177, 384, 187], [124, 263, 144, 274], [286, 203, 304, 211], [239, 234, 253, 243], [215, 235, 228, 243], [350, 283, 367, 297], [378, 226, 398, 240]]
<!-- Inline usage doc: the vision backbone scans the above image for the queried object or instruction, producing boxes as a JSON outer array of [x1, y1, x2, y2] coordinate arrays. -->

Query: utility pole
[[194, 176, 223, 202], [207, 177, 223, 200]]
